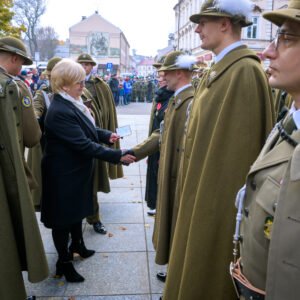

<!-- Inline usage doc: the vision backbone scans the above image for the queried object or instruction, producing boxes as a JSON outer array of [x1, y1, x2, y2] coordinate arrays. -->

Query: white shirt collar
[[59, 92, 95, 126], [215, 41, 243, 64], [85, 73, 92, 81], [174, 84, 192, 97], [290, 102, 300, 129]]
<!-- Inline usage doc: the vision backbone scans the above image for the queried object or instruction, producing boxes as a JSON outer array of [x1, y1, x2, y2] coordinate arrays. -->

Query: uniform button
[[16, 122, 20, 126], [273, 202, 277, 212], [176, 148, 180, 152], [9, 90, 13, 94], [244, 207, 249, 217], [13, 106, 17, 110], [0, 144, 5, 150], [250, 179, 257, 190]]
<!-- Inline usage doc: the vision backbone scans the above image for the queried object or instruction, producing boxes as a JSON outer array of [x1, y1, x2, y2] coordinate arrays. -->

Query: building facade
[[69, 11, 131, 75], [173, 0, 288, 64], [136, 58, 156, 77]]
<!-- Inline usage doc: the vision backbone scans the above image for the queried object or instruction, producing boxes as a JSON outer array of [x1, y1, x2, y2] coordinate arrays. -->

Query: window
[[247, 17, 258, 39]]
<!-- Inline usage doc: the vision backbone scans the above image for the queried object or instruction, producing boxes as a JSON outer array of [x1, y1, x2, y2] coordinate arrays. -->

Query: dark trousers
[[52, 221, 82, 261], [125, 93, 131, 104], [112, 91, 119, 105]]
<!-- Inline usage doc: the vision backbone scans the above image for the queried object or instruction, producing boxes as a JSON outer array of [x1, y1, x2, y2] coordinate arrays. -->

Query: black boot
[[69, 239, 95, 259], [55, 260, 84, 282]]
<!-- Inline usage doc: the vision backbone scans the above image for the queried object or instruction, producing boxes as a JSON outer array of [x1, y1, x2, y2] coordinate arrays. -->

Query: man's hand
[[120, 149, 136, 165], [109, 133, 120, 143]]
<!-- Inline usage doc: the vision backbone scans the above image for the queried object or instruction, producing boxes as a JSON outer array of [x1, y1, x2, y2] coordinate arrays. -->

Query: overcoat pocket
[[256, 176, 280, 216]]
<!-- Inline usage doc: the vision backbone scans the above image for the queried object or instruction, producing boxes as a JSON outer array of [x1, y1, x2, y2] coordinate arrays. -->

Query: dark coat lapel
[[55, 94, 98, 141]]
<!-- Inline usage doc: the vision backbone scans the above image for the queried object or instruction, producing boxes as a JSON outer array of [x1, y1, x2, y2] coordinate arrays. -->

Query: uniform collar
[[215, 41, 243, 64], [289, 102, 300, 129], [174, 84, 192, 97], [85, 73, 92, 81], [0, 65, 8, 73], [205, 46, 259, 88]]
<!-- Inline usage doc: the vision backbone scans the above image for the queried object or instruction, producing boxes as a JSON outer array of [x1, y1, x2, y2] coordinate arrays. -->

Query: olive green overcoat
[[82, 87, 110, 193], [85, 75, 123, 179], [133, 86, 194, 265], [153, 86, 194, 265], [240, 113, 300, 300], [27, 87, 51, 207], [163, 46, 275, 300], [0, 70, 48, 300], [16, 79, 41, 190]]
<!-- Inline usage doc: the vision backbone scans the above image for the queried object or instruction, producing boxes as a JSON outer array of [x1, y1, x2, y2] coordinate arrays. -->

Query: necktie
[[275, 114, 298, 147]]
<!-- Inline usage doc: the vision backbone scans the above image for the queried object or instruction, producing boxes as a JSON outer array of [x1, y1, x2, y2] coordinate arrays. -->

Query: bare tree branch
[[36, 26, 59, 60], [13, 0, 47, 55]]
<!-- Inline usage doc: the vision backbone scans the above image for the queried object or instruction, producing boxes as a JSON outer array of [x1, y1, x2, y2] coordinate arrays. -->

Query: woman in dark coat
[[41, 59, 135, 282], [145, 70, 174, 214]]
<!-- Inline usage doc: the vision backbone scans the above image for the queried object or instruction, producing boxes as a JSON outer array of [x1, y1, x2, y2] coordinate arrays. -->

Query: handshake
[[108, 132, 135, 166], [120, 149, 136, 166]]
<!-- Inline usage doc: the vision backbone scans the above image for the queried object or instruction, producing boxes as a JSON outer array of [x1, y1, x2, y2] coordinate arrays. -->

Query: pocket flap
[[256, 176, 280, 215]]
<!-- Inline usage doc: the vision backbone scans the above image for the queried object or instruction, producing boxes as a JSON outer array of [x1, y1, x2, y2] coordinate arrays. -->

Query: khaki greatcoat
[[85, 75, 123, 179], [15, 78, 41, 190], [0, 69, 48, 300], [27, 87, 52, 207], [163, 46, 275, 300], [133, 86, 194, 265], [82, 87, 110, 194], [240, 113, 300, 300]]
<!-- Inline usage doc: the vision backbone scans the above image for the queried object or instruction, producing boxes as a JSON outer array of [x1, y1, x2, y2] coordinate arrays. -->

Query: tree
[[13, 0, 46, 56], [0, 0, 26, 37], [36, 26, 59, 60]]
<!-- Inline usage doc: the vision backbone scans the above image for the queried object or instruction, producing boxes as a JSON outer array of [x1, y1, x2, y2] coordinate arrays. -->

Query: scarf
[[59, 92, 95, 127]]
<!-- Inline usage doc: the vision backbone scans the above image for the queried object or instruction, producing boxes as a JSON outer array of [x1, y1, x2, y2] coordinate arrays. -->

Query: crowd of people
[[19, 63, 159, 108], [2, 0, 300, 299]]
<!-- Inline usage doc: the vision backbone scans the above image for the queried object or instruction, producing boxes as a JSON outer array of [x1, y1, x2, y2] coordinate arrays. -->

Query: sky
[[40, 0, 178, 56]]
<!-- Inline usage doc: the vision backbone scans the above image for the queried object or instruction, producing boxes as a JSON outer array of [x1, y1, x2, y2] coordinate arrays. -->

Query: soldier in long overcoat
[[132, 51, 195, 278], [0, 36, 48, 300], [144, 57, 174, 213], [27, 57, 62, 209], [77, 53, 123, 234], [232, 2, 300, 300], [162, 1, 275, 299]]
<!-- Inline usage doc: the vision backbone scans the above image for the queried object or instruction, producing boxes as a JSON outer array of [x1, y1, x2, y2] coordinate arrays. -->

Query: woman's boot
[[55, 260, 84, 282], [69, 239, 95, 259]]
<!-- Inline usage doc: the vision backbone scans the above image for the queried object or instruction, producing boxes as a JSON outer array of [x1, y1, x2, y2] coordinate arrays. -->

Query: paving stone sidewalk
[[24, 103, 166, 300]]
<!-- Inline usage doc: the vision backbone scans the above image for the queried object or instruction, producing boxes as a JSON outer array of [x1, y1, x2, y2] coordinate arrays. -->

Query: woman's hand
[[109, 133, 120, 143], [120, 154, 136, 165], [120, 149, 136, 165]]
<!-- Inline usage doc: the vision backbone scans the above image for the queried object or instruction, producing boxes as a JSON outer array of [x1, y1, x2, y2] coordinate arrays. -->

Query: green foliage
[[0, 0, 26, 37]]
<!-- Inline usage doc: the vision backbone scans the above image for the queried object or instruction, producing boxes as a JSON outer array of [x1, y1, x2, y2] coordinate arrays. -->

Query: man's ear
[[219, 17, 231, 32]]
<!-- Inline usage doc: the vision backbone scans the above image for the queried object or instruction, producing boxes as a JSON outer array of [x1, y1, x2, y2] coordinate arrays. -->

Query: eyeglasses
[[273, 29, 300, 50]]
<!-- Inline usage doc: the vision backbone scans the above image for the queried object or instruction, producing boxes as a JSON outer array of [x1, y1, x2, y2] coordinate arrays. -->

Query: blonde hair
[[51, 59, 86, 93]]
